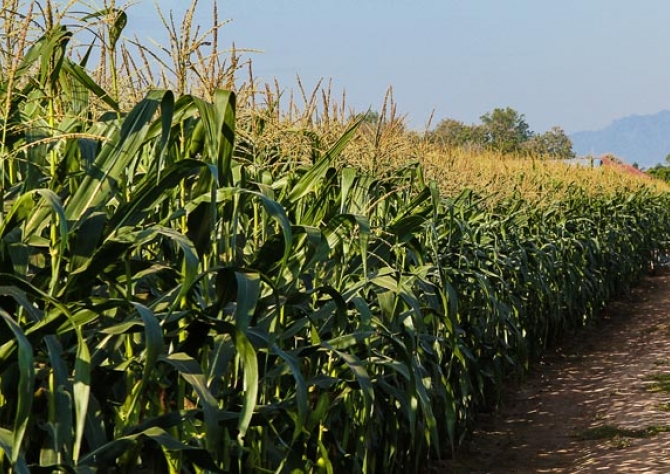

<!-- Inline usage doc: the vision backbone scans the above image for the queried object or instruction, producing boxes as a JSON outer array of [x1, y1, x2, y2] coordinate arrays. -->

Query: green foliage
[[428, 109, 576, 159], [0, 2, 668, 474], [426, 118, 485, 150], [480, 107, 532, 153], [647, 164, 670, 183], [523, 126, 576, 159]]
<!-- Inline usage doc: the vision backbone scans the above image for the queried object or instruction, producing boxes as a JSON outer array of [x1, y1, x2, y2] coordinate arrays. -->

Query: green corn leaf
[[321, 341, 374, 421], [65, 90, 171, 228], [105, 226, 199, 310], [286, 117, 362, 205], [155, 87, 175, 181], [231, 188, 294, 275], [78, 426, 223, 471], [43, 337, 74, 465], [0, 286, 41, 322], [0, 427, 28, 474], [81, 8, 127, 51], [120, 303, 164, 432], [0, 274, 74, 343], [340, 167, 358, 213], [159, 353, 221, 454], [108, 159, 207, 232], [235, 330, 259, 444], [233, 271, 261, 331], [62, 58, 119, 111], [190, 90, 236, 186], [324, 331, 374, 351], [0, 309, 34, 466], [72, 328, 90, 463], [134, 303, 164, 375], [270, 345, 308, 437], [0, 193, 36, 240]]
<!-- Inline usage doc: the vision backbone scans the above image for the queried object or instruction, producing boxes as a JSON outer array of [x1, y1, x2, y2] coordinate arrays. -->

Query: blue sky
[[121, 1, 670, 133]]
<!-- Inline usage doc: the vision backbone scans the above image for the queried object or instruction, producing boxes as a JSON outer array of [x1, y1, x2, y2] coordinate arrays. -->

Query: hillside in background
[[570, 110, 670, 169]]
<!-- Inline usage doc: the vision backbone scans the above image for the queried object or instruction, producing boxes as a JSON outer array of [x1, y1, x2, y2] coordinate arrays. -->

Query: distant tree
[[480, 107, 531, 154], [647, 164, 670, 183], [427, 108, 574, 160], [358, 110, 381, 125], [429, 118, 467, 146], [428, 118, 485, 149], [522, 126, 576, 159], [665, 151, 670, 165]]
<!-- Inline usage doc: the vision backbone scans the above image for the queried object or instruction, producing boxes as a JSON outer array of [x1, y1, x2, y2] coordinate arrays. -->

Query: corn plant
[[1, 1, 670, 473]]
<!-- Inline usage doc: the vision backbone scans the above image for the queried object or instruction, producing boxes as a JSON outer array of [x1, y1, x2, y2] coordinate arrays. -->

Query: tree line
[[426, 107, 576, 159], [646, 153, 670, 182]]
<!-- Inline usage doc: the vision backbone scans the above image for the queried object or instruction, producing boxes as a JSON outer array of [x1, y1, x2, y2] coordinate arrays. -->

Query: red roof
[[600, 156, 651, 179]]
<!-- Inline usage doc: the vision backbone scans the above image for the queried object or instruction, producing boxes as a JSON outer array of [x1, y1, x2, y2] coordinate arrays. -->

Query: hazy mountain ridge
[[570, 110, 670, 169]]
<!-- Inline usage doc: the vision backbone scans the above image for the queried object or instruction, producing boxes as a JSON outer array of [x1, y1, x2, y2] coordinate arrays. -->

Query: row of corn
[[1, 3, 669, 473]]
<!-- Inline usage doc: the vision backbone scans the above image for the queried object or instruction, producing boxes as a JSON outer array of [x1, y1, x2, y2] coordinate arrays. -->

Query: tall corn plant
[[2, 2, 670, 473]]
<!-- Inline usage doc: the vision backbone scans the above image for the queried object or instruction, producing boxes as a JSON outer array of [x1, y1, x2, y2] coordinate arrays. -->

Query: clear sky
[[120, 0, 670, 133]]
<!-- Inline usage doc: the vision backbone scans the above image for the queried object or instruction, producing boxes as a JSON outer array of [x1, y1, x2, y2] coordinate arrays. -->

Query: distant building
[[599, 155, 651, 179], [563, 154, 650, 179], [563, 157, 603, 167]]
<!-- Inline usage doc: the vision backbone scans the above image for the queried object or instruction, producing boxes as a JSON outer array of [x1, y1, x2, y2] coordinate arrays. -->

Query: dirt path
[[433, 273, 670, 473]]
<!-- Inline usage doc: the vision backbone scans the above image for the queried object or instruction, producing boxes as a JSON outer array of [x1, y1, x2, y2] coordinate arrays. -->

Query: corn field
[[1, 1, 669, 472]]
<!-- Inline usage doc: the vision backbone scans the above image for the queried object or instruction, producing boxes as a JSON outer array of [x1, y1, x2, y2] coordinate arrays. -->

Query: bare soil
[[432, 273, 670, 473]]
